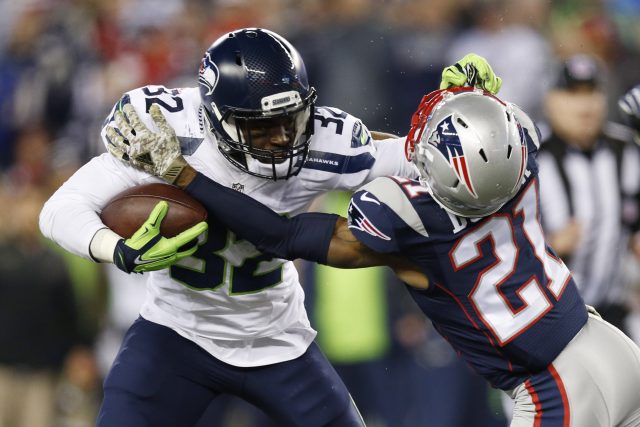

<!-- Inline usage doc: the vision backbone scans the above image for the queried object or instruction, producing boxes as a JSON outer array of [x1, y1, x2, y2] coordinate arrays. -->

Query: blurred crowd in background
[[1, 0, 640, 426]]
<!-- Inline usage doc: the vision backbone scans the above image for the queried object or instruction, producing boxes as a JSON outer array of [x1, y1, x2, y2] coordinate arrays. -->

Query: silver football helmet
[[411, 89, 528, 217]]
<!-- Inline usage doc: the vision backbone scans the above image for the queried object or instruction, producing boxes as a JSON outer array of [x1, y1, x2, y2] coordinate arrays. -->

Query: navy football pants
[[96, 317, 364, 427]]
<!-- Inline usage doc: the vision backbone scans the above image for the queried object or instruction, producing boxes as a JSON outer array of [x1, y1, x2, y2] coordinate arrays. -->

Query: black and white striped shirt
[[538, 123, 640, 306]]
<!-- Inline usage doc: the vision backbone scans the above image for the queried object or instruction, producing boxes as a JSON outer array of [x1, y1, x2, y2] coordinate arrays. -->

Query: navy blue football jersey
[[347, 137, 588, 391]]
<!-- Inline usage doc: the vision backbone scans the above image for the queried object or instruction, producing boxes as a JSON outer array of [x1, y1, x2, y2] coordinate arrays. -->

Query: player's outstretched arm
[[328, 217, 428, 288], [183, 170, 428, 287]]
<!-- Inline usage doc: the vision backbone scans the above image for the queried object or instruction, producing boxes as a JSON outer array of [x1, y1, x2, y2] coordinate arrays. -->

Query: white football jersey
[[40, 85, 417, 367]]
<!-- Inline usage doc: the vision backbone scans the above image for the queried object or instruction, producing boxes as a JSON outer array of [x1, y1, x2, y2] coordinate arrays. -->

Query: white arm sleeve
[[304, 108, 418, 192], [39, 153, 156, 260], [327, 136, 419, 192], [367, 136, 419, 180]]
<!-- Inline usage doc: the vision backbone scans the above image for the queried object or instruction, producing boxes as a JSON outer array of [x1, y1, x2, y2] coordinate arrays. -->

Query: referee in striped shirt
[[538, 54, 640, 331]]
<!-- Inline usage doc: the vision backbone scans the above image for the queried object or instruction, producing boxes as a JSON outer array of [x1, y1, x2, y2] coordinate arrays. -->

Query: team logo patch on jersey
[[347, 199, 390, 241], [351, 120, 371, 148], [428, 115, 476, 196], [231, 183, 245, 193], [199, 52, 220, 96]]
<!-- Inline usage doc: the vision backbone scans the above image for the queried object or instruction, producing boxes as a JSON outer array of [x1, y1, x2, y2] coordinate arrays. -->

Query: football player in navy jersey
[[40, 26, 504, 427], [110, 85, 640, 426]]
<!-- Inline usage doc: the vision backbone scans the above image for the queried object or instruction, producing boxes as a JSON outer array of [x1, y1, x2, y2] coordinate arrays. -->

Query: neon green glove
[[440, 53, 502, 94], [113, 201, 208, 273]]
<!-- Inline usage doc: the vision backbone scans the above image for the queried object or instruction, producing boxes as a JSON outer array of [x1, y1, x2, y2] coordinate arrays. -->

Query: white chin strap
[[245, 154, 298, 178]]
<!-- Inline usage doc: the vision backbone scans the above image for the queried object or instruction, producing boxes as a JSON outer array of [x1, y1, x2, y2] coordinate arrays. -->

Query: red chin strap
[[404, 86, 491, 161]]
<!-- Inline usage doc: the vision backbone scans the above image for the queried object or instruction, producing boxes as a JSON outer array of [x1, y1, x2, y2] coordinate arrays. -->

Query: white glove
[[106, 103, 188, 183], [618, 85, 640, 141]]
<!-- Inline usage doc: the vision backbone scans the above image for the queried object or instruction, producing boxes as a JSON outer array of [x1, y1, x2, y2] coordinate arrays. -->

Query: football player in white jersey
[[39, 27, 501, 426]]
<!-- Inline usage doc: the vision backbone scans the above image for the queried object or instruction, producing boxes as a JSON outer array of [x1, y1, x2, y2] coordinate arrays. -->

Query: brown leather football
[[100, 183, 208, 238]]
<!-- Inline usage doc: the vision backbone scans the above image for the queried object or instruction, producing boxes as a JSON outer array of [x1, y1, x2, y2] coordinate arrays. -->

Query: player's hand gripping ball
[[100, 183, 208, 273]]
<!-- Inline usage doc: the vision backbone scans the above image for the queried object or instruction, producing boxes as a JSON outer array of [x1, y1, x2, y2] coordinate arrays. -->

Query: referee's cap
[[553, 54, 603, 90]]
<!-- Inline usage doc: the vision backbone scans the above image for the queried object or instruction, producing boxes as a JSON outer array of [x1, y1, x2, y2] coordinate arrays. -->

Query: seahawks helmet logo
[[199, 52, 220, 96]]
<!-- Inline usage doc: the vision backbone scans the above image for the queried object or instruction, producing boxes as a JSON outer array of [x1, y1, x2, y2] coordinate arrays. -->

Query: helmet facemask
[[198, 28, 317, 181], [208, 89, 316, 180]]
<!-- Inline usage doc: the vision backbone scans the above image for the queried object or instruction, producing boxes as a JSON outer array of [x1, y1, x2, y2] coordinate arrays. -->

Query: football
[[100, 183, 208, 238]]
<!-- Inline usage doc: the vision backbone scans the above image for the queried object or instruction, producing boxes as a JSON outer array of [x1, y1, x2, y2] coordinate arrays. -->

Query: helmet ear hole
[[479, 148, 488, 162], [456, 117, 469, 128], [235, 52, 242, 66], [507, 145, 513, 159]]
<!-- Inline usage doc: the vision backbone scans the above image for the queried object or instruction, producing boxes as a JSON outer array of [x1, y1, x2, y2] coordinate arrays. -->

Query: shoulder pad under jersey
[[359, 177, 429, 238], [101, 85, 204, 155]]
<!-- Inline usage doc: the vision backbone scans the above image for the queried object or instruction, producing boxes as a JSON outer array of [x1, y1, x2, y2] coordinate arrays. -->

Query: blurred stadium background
[[1, 0, 640, 426]]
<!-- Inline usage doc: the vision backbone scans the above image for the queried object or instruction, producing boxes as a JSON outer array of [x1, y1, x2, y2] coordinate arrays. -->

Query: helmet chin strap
[[245, 153, 299, 179]]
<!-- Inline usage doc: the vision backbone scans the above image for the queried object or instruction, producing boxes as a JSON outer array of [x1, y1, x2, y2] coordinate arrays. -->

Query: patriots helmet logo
[[428, 115, 477, 197], [198, 52, 220, 96]]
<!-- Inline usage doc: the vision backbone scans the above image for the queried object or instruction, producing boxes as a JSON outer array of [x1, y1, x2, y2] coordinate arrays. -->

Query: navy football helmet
[[198, 28, 317, 180]]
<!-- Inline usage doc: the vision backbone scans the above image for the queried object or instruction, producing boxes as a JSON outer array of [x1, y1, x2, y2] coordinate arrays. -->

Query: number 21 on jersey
[[450, 182, 571, 345]]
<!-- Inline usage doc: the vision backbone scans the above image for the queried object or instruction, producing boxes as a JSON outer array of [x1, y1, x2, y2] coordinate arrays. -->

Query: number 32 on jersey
[[169, 228, 285, 295]]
